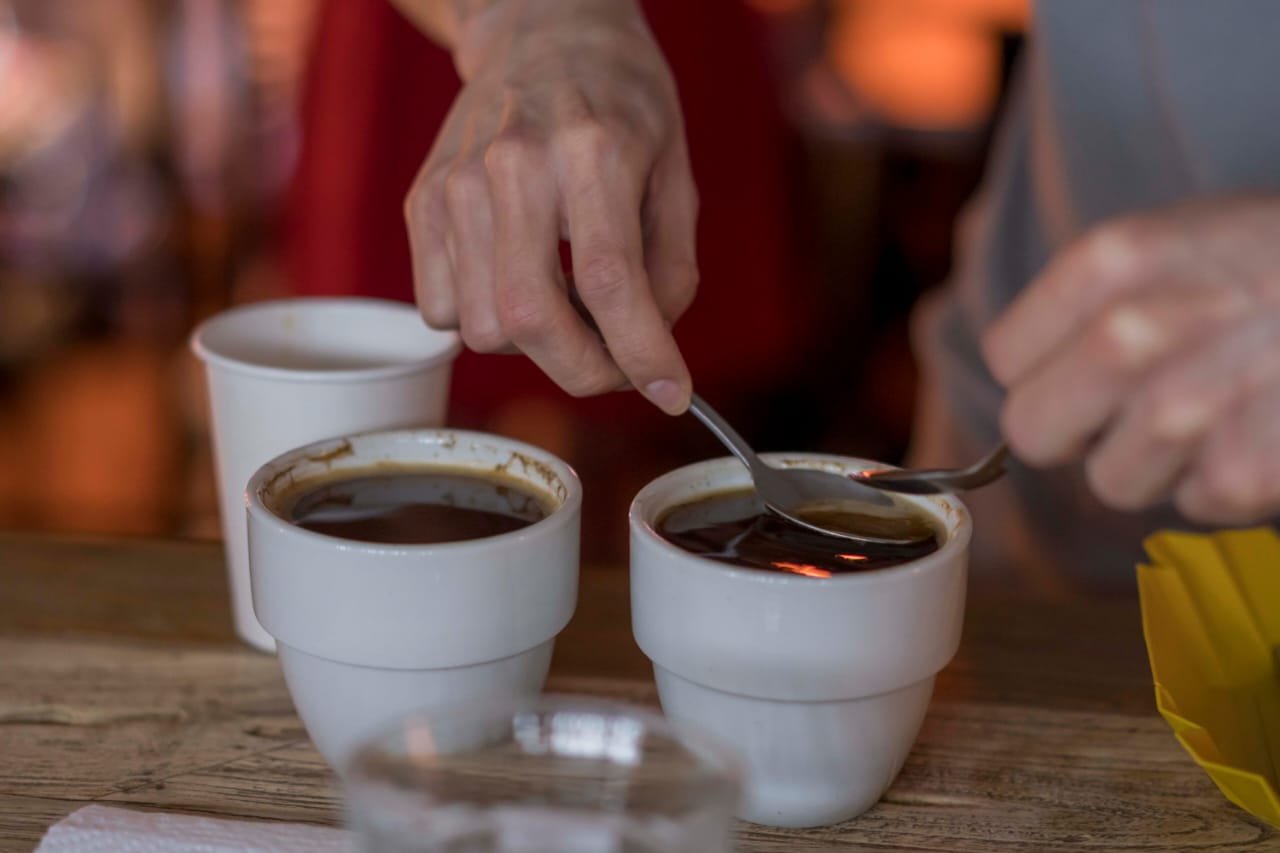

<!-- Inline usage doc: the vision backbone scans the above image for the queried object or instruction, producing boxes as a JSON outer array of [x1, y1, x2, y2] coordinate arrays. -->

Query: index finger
[[559, 129, 692, 415], [983, 220, 1162, 388], [485, 136, 627, 397]]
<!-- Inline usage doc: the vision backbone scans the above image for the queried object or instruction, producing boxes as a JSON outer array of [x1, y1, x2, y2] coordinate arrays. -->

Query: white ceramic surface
[[246, 428, 581, 767], [191, 298, 460, 650], [630, 454, 970, 828]]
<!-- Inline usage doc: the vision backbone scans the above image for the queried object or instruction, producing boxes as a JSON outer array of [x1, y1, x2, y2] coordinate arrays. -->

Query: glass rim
[[342, 692, 743, 807]]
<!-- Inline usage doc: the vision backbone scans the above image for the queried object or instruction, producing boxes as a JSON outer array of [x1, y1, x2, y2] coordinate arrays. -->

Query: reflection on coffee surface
[[283, 467, 551, 544], [657, 488, 939, 577]]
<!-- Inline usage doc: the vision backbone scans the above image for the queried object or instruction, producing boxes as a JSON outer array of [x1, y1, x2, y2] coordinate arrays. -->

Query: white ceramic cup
[[245, 428, 581, 768], [630, 454, 970, 828], [191, 298, 460, 651]]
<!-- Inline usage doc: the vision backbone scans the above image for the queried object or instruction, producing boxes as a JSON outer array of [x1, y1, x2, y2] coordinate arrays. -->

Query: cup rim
[[190, 297, 461, 384], [629, 453, 971, 588], [246, 428, 582, 556]]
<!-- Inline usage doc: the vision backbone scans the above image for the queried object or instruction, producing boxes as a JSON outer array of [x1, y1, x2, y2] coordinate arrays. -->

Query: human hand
[[404, 0, 697, 414], [982, 196, 1280, 524]]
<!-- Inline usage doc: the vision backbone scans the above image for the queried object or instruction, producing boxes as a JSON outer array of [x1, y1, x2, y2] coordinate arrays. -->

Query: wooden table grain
[[0, 532, 1274, 851]]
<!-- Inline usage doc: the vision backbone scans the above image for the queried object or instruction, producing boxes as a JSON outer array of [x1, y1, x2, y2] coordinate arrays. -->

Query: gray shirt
[[913, 0, 1280, 592]]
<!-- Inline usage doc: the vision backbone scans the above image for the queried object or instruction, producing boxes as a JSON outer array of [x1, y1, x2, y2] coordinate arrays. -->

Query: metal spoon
[[850, 443, 1010, 495], [687, 394, 933, 546]]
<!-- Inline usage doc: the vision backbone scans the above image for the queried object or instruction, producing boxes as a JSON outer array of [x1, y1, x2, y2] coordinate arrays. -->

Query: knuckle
[[558, 120, 624, 162], [483, 133, 534, 180], [670, 258, 700, 296], [403, 187, 423, 226], [619, 94, 669, 145], [1080, 322, 1125, 372], [603, 331, 654, 368], [459, 316, 508, 353], [1145, 386, 1212, 443], [418, 301, 456, 330], [656, 261, 699, 321], [576, 254, 633, 304], [494, 285, 551, 344], [1083, 306, 1157, 372], [442, 164, 486, 213], [661, 290, 695, 325], [1078, 219, 1149, 278], [1119, 392, 1162, 444], [404, 178, 437, 227], [563, 363, 622, 398]]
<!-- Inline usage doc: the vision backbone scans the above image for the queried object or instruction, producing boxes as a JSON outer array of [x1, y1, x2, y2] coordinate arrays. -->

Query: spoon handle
[[687, 394, 765, 476]]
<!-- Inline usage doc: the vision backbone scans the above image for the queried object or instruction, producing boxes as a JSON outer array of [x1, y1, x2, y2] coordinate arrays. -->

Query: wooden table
[[0, 533, 1274, 851]]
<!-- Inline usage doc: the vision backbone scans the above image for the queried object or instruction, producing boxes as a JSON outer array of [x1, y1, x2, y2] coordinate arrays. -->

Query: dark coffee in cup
[[657, 488, 939, 577], [280, 467, 552, 544]]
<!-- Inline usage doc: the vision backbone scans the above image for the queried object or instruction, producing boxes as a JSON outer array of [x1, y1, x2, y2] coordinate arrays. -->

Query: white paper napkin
[[35, 805, 355, 852]]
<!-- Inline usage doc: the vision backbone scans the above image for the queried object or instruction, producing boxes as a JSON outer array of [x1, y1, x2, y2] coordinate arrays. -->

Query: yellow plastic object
[[1139, 527, 1280, 827]]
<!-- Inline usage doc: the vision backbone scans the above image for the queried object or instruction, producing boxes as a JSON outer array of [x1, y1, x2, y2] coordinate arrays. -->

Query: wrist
[[452, 0, 646, 81]]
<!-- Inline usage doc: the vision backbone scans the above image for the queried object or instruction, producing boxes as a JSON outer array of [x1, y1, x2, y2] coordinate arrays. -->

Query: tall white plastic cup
[[191, 298, 460, 650]]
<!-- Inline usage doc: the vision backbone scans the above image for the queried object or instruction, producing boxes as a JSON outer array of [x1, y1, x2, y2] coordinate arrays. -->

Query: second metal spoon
[[850, 443, 1010, 495]]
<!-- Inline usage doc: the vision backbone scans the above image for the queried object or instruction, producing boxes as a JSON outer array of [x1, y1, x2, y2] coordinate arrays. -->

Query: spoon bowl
[[687, 395, 934, 546]]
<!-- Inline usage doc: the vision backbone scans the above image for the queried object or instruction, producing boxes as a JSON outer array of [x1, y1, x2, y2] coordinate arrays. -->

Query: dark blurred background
[[0, 0, 1025, 563]]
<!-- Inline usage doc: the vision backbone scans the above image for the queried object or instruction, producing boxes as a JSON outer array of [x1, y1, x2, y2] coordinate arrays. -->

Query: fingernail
[[644, 379, 688, 415]]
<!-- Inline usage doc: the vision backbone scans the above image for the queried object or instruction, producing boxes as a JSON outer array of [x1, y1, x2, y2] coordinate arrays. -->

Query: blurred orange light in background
[[829, 0, 1028, 131]]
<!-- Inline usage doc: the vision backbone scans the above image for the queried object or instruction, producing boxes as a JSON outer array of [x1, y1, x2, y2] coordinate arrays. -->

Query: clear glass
[[343, 694, 741, 853]]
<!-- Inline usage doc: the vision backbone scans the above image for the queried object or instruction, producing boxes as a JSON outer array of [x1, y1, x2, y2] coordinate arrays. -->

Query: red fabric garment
[[285, 0, 810, 430]]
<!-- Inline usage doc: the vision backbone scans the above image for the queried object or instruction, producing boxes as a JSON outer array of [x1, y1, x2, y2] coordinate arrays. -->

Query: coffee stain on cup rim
[[262, 438, 355, 497], [493, 450, 569, 504]]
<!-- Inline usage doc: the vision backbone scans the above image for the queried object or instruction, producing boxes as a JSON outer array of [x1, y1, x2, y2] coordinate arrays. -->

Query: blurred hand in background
[[984, 196, 1280, 525]]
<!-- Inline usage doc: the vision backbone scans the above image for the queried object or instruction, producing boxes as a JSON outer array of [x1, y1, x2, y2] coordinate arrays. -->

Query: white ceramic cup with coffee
[[245, 428, 581, 768], [630, 454, 970, 828], [191, 298, 460, 651]]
